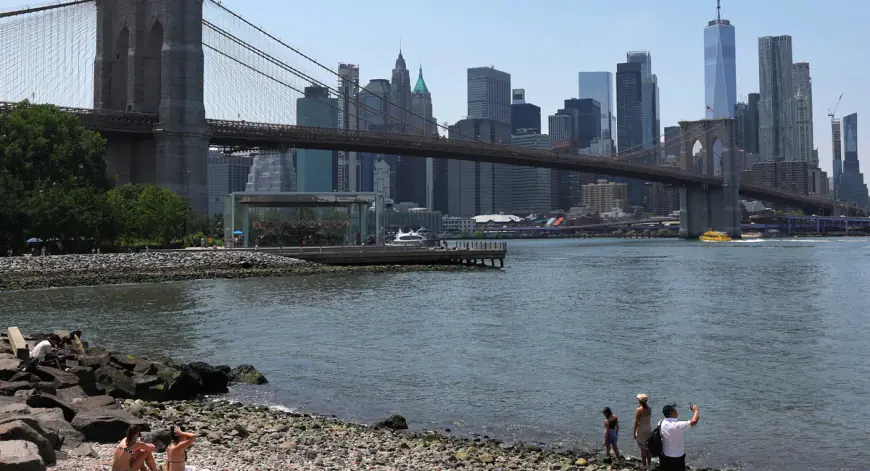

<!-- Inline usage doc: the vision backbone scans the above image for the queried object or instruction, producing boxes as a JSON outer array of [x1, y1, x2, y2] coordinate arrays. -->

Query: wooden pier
[[170, 242, 508, 267]]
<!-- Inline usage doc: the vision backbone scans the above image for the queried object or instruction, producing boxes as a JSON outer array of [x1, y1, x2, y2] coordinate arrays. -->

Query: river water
[[3, 238, 870, 470]]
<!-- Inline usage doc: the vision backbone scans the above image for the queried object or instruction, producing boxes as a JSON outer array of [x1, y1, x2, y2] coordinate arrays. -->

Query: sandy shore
[[0, 252, 487, 292]]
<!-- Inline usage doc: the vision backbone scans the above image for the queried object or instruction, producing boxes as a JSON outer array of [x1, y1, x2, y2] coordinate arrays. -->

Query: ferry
[[699, 230, 732, 242]]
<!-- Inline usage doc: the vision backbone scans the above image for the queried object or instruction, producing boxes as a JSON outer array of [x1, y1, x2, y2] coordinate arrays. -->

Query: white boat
[[386, 227, 435, 247]]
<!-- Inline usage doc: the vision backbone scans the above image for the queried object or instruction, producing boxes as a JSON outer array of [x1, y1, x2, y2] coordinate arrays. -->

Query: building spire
[[717, 0, 721, 21]]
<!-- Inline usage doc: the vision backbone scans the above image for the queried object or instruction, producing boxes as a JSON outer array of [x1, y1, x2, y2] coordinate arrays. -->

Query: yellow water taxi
[[699, 230, 732, 242]]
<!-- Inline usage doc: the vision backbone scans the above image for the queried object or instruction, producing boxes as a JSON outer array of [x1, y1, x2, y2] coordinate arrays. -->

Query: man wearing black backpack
[[658, 403, 699, 470]]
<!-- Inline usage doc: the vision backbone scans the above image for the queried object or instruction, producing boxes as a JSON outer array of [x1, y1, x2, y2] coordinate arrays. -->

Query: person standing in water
[[601, 407, 621, 460], [633, 393, 653, 469]]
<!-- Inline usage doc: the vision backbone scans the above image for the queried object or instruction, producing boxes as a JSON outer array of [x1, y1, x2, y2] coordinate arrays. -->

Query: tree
[[108, 184, 192, 245], [27, 186, 116, 253], [0, 101, 108, 192], [0, 172, 26, 252]]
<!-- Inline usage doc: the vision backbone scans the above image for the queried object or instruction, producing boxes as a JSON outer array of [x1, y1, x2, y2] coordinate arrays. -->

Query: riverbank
[[0, 252, 489, 292], [0, 330, 734, 471], [54, 398, 701, 471]]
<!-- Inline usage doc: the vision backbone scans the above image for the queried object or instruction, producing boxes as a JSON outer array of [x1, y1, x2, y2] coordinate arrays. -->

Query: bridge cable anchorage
[[205, 0, 733, 170]]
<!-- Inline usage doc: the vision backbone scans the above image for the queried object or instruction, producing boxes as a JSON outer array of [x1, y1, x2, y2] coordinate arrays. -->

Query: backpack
[[646, 420, 664, 457]]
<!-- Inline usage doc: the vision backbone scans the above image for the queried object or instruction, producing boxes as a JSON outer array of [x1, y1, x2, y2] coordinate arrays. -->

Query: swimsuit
[[115, 444, 135, 471]]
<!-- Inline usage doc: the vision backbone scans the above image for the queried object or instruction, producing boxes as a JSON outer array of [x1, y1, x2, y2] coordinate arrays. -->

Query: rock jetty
[[0, 251, 484, 292], [0, 329, 267, 470]]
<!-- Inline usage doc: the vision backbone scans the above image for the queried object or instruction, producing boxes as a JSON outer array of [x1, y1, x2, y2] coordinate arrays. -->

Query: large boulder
[[0, 382, 33, 396], [77, 353, 109, 370], [0, 440, 45, 471], [30, 367, 78, 390], [71, 409, 148, 443], [109, 354, 136, 371], [66, 366, 97, 396], [374, 414, 408, 430], [229, 365, 268, 385], [25, 394, 76, 422], [156, 365, 204, 400], [0, 420, 56, 465], [94, 365, 119, 385], [0, 358, 22, 381], [0, 404, 85, 451], [187, 362, 229, 394]]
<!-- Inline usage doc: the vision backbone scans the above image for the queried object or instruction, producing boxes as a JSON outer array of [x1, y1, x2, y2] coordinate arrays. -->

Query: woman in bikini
[[111, 424, 157, 471], [165, 425, 197, 471]]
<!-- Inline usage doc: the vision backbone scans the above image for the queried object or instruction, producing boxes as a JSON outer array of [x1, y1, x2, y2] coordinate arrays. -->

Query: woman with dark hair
[[111, 424, 157, 471], [165, 425, 196, 471], [633, 393, 653, 470], [601, 407, 621, 461]]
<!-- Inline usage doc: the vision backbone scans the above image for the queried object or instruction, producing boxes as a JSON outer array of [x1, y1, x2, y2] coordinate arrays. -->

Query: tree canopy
[[0, 101, 199, 253]]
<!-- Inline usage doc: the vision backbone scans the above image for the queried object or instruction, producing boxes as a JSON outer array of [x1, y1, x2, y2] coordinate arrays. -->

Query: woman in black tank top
[[602, 407, 622, 461]]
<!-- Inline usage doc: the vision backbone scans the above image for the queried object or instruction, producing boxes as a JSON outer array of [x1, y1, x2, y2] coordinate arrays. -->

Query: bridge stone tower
[[678, 118, 741, 238], [94, 0, 209, 214]]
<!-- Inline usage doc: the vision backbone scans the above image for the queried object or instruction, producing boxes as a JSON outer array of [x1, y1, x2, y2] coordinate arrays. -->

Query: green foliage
[[107, 184, 192, 245], [0, 101, 108, 192], [0, 102, 195, 253]]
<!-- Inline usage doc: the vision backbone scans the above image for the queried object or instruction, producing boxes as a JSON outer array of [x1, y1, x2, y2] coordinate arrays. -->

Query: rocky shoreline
[[0, 330, 736, 471], [0, 252, 488, 292]]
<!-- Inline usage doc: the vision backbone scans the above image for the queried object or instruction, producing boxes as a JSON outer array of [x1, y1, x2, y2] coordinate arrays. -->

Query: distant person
[[40, 246, 46, 257], [112, 424, 157, 471], [165, 425, 196, 471], [22, 334, 62, 370], [601, 407, 621, 461], [660, 403, 700, 471], [633, 394, 652, 469]]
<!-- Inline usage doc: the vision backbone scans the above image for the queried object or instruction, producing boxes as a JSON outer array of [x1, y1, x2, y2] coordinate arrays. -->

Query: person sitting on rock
[[20, 334, 62, 371], [166, 425, 196, 471], [112, 424, 157, 471]]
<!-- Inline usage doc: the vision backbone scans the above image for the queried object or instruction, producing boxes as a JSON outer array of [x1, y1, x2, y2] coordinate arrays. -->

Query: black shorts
[[660, 454, 686, 471]]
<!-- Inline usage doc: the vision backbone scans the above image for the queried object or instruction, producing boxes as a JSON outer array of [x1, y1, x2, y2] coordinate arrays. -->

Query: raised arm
[[174, 427, 197, 450], [689, 405, 700, 427]]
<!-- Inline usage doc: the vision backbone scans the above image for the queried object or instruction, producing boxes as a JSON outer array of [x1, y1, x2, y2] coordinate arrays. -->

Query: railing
[[0, 102, 157, 134]]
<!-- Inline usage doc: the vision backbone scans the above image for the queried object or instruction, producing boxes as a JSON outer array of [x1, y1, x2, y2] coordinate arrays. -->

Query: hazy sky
[[1, 0, 866, 175], [216, 0, 866, 175]]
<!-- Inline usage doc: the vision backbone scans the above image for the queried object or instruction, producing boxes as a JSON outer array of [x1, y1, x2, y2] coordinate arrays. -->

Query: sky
[[0, 0, 866, 176], [213, 0, 868, 175]]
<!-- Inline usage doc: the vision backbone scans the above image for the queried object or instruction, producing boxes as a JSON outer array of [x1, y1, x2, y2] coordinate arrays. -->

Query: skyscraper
[[562, 98, 601, 149], [704, 1, 736, 119], [467, 67, 511, 124], [441, 118, 512, 216], [511, 89, 542, 134], [390, 51, 412, 125], [357, 79, 391, 193], [578, 72, 615, 140], [337, 63, 360, 191], [616, 61, 643, 154], [840, 113, 869, 206], [758, 35, 796, 161], [511, 132, 552, 214], [792, 62, 815, 165], [207, 152, 253, 216], [626, 51, 660, 154], [410, 66, 437, 208], [296, 86, 338, 192], [832, 118, 842, 200]]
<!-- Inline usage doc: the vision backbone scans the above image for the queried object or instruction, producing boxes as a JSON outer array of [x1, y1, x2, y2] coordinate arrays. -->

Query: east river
[[3, 238, 870, 470]]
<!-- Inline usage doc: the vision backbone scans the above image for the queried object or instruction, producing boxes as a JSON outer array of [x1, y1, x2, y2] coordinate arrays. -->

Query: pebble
[[46, 399, 737, 471]]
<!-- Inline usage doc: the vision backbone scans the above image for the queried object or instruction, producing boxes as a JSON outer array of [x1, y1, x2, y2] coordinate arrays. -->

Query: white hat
[[637, 393, 649, 402]]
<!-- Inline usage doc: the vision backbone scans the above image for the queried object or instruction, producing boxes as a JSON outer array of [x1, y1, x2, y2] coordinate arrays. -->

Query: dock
[[170, 242, 508, 267]]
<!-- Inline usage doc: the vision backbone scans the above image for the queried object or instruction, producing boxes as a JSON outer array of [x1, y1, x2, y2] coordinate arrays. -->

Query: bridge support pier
[[678, 118, 741, 239]]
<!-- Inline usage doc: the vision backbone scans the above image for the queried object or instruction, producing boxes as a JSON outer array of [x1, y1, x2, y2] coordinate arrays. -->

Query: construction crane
[[828, 93, 843, 121]]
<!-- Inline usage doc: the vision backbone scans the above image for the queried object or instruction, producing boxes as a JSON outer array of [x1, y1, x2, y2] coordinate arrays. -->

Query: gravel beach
[[0, 251, 486, 291], [52, 398, 698, 471]]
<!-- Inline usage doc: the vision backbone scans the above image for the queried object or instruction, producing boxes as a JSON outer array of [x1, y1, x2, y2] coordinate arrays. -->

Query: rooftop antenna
[[717, 0, 721, 21]]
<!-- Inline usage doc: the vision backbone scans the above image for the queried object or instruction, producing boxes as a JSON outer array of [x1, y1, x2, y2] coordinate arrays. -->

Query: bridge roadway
[[0, 103, 836, 212]]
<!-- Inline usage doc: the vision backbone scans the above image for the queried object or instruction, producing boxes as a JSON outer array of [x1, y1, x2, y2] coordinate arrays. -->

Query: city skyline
[[196, 0, 868, 176]]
